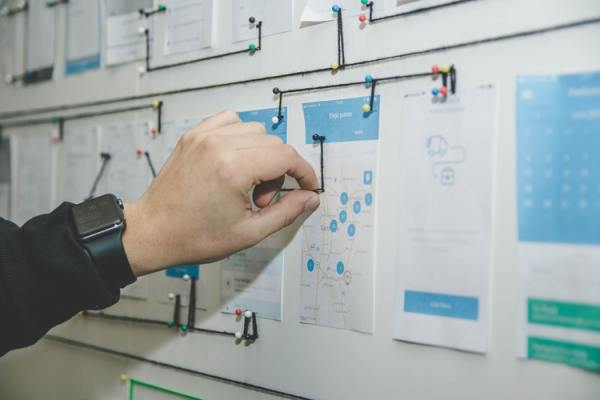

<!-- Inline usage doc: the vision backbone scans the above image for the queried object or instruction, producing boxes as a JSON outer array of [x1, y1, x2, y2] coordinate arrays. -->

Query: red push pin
[[136, 148, 143, 158], [235, 308, 242, 317], [432, 65, 440, 74], [358, 14, 366, 23], [439, 86, 449, 96], [151, 127, 158, 138]]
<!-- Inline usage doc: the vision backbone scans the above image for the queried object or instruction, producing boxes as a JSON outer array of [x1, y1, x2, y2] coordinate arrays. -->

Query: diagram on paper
[[425, 135, 467, 186], [300, 142, 377, 333]]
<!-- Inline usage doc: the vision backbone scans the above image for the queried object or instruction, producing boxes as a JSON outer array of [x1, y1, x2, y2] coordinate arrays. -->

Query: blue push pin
[[364, 74, 374, 84], [431, 87, 440, 97], [332, 4, 341, 12]]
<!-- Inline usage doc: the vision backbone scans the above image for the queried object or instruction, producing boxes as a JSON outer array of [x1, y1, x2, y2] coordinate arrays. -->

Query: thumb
[[248, 190, 320, 240]]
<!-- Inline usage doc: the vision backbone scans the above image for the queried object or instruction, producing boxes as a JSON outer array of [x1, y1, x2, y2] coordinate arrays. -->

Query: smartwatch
[[71, 194, 136, 289]]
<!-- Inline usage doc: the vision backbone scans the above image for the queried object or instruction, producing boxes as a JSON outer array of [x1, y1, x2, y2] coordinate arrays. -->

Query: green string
[[129, 378, 204, 400]]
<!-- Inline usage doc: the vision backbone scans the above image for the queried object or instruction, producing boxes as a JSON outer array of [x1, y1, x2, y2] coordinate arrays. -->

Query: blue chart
[[238, 107, 288, 143], [300, 96, 379, 333], [517, 73, 600, 245]]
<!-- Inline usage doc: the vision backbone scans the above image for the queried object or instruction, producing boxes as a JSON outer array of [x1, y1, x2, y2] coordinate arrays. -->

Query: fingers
[[245, 189, 321, 240], [237, 145, 320, 191], [253, 176, 285, 208], [195, 109, 240, 132]]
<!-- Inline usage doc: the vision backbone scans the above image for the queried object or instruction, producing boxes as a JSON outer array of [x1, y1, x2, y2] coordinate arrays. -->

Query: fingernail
[[304, 194, 320, 212]]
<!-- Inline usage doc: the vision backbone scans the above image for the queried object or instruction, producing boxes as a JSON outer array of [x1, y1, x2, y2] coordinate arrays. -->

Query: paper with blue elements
[[65, 0, 102, 75], [303, 96, 380, 143], [238, 107, 287, 143], [166, 264, 200, 280], [517, 72, 600, 245]]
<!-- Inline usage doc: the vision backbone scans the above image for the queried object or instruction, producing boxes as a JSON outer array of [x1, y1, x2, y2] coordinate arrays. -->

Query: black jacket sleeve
[[0, 202, 133, 356]]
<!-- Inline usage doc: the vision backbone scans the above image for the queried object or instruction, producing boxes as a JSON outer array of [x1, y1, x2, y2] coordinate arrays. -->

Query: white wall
[[1, 0, 600, 399]]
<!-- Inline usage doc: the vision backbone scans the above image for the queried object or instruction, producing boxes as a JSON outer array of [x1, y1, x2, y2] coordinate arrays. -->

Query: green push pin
[[157, 3, 166, 11], [167, 321, 174, 328], [51, 115, 61, 123], [248, 43, 257, 52], [361, 0, 369, 4], [180, 324, 188, 333]]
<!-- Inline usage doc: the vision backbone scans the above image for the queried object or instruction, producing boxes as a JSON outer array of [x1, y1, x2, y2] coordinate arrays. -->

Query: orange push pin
[[151, 127, 158, 137], [431, 65, 440, 74], [439, 86, 449, 96]]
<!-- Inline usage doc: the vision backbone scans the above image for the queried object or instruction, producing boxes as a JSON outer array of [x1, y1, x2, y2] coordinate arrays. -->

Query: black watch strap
[[84, 228, 136, 290]]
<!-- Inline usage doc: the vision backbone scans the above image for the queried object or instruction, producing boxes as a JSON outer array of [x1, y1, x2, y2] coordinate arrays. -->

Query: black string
[[139, 5, 167, 18], [366, 0, 480, 23], [280, 134, 325, 194], [369, 79, 377, 110], [1, 1, 28, 17], [0, 16, 598, 120], [144, 151, 157, 178], [44, 0, 68, 8], [142, 17, 263, 74], [86, 152, 111, 200], [187, 278, 197, 329], [172, 294, 181, 328], [82, 311, 236, 337], [44, 335, 316, 400], [337, 9, 342, 67], [339, 9, 346, 67]]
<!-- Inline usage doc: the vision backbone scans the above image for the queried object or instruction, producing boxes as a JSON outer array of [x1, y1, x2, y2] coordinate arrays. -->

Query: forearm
[[0, 203, 122, 356]]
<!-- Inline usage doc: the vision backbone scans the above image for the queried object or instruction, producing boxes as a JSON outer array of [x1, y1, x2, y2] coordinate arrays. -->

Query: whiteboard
[[0, 0, 599, 399]]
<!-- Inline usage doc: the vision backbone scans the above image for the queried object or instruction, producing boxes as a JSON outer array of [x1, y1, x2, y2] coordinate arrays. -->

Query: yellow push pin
[[330, 62, 339, 71], [441, 64, 450, 74], [151, 99, 161, 109], [362, 103, 371, 113], [119, 374, 129, 383]]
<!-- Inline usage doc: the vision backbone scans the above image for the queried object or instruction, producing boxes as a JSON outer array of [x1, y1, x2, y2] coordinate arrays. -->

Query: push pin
[[151, 99, 162, 109], [271, 115, 281, 124], [151, 127, 158, 138], [249, 16, 256, 24], [330, 62, 340, 71], [361, 0, 370, 4], [183, 274, 191, 282], [138, 27, 147, 36], [364, 74, 374, 84], [157, 3, 166, 11], [136, 148, 143, 158], [440, 64, 450, 74], [235, 331, 243, 340], [439, 86, 449, 96], [168, 292, 175, 300], [362, 103, 372, 113], [248, 43, 257, 52], [431, 87, 440, 97], [235, 308, 243, 317], [244, 310, 252, 319], [431, 65, 440, 75], [332, 4, 341, 12], [119, 374, 129, 383], [358, 14, 367, 23], [138, 66, 146, 76], [180, 324, 188, 333]]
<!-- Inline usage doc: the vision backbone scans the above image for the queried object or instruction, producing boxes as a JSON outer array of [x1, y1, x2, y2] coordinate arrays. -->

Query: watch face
[[72, 194, 123, 237]]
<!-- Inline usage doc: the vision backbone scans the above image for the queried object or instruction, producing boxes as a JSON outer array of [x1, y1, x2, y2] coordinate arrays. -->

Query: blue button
[[404, 290, 479, 320]]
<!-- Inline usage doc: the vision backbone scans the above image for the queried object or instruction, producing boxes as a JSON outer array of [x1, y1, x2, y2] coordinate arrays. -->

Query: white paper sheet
[[162, 0, 213, 55], [59, 125, 99, 203], [0, 183, 9, 219], [65, 0, 102, 75], [393, 85, 497, 353], [516, 72, 600, 372], [159, 117, 202, 167], [300, 0, 363, 23], [232, 0, 292, 42], [102, 121, 153, 203], [26, 0, 55, 72], [106, 11, 152, 66], [299, 96, 380, 333], [13, 130, 54, 226]]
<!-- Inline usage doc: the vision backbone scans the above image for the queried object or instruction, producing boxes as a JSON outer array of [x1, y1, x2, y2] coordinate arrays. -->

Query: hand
[[122, 110, 321, 276]]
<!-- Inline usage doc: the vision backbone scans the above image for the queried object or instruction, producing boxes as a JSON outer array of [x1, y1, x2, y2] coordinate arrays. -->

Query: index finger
[[237, 144, 320, 192]]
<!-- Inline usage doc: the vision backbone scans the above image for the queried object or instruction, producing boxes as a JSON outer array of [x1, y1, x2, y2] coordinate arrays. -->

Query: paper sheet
[[232, 0, 292, 42], [59, 125, 99, 203], [102, 121, 154, 203], [162, 0, 213, 55], [393, 85, 497, 353], [106, 11, 152, 66], [13, 130, 54, 226], [159, 117, 202, 167], [65, 0, 101, 75], [26, 0, 55, 78], [300, 0, 363, 23], [516, 72, 600, 372], [218, 108, 290, 320], [299, 96, 379, 333]]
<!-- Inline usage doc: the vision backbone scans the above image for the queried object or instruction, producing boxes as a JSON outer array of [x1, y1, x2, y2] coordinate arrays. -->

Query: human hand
[[122, 110, 320, 276]]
